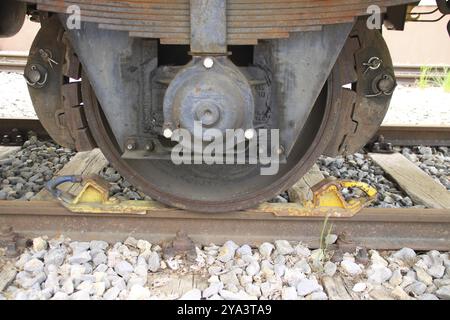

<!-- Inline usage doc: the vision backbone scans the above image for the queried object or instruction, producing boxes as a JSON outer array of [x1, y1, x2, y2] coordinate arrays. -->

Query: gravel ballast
[[1, 236, 449, 300], [2, 136, 446, 208], [399, 146, 450, 191], [99, 166, 152, 201], [0, 135, 75, 201]]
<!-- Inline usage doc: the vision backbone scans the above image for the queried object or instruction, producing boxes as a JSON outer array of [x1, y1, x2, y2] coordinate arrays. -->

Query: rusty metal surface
[[162, 56, 255, 149], [23, 16, 95, 152], [393, 66, 449, 84], [324, 19, 396, 157], [0, 200, 449, 251], [19, 0, 417, 45], [26, 16, 78, 149], [80, 51, 343, 212], [190, 0, 227, 54], [377, 125, 450, 147], [0, 226, 19, 257], [1, 118, 449, 149], [259, 180, 377, 218], [0, 118, 50, 144], [0, 52, 28, 73]]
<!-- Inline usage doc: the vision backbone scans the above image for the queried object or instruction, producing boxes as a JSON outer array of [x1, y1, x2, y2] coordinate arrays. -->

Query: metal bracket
[[258, 180, 377, 217], [39, 48, 59, 69], [190, 0, 227, 54], [24, 64, 48, 88], [162, 231, 197, 261], [366, 135, 394, 154], [406, 2, 447, 22], [0, 226, 19, 257], [1, 128, 25, 146], [46, 175, 168, 214]]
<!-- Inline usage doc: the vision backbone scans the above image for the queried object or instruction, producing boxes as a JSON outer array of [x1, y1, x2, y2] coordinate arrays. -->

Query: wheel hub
[[163, 57, 255, 145], [194, 101, 221, 127]]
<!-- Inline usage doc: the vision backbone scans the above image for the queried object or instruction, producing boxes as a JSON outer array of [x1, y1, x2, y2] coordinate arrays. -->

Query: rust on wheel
[[26, 16, 95, 151], [27, 16, 394, 213], [81, 67, 344, 212]]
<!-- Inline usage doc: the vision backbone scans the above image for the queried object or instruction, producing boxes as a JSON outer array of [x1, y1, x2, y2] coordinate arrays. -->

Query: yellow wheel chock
[[47, 176, 376, 217]]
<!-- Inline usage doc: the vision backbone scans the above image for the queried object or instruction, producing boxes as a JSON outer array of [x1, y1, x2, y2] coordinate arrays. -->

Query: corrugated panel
[[22, 0, 416, 45]]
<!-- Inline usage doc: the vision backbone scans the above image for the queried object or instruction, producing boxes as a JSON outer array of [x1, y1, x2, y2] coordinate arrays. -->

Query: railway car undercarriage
[[1, 0, 431, 212]]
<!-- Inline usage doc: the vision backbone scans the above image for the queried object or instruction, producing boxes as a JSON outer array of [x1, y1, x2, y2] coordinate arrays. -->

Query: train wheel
[[25, 16, 95, 151], [81, 67, 341, 213], [324, 20, 396, 156], [80, 21, 394, 213], [29, 18, 394, 213]]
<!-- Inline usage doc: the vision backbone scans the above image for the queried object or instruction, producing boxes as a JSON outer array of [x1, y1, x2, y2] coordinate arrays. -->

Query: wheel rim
[[81, 66, 343, 213]]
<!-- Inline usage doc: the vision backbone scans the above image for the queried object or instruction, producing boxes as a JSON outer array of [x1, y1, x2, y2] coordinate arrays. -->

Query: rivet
[[245, 129, 256, 140], [163, 128, 173, 139], [203, 57, 214, 69]]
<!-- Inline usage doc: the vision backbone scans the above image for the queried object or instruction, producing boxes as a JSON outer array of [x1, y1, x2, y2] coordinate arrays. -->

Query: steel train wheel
[[80, 19, 393, 213], [29, 18, 393, 213], [324, 21, 396, 156], [26, 16, 78, 149], [26, 16, 95, 152], [82, 68, 344, 212]]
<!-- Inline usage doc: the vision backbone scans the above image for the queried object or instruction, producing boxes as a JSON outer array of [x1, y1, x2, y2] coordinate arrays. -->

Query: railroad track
[[0, 52, 27, 73], [0, 118, 450, 251], [2, 118, 450, 147], [377, 125, 450, 146], [0, 201, 449, 251], [0, 118, 50, 143], [0, 51, 447, 84], [394, 65, 449, 84]]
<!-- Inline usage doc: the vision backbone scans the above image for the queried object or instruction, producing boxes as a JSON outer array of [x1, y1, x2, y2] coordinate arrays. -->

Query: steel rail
[[1, 118, 449, 147], [378, 125, 450, 146], [0, 200, 449, 251], [0, 118, 50, 143], [0, 52, 27, 73], [393, 65, 449, 84]]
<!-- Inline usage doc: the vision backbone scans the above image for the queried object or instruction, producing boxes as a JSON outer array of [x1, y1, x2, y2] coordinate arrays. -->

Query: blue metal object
[[45, 175, 83, 200]]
